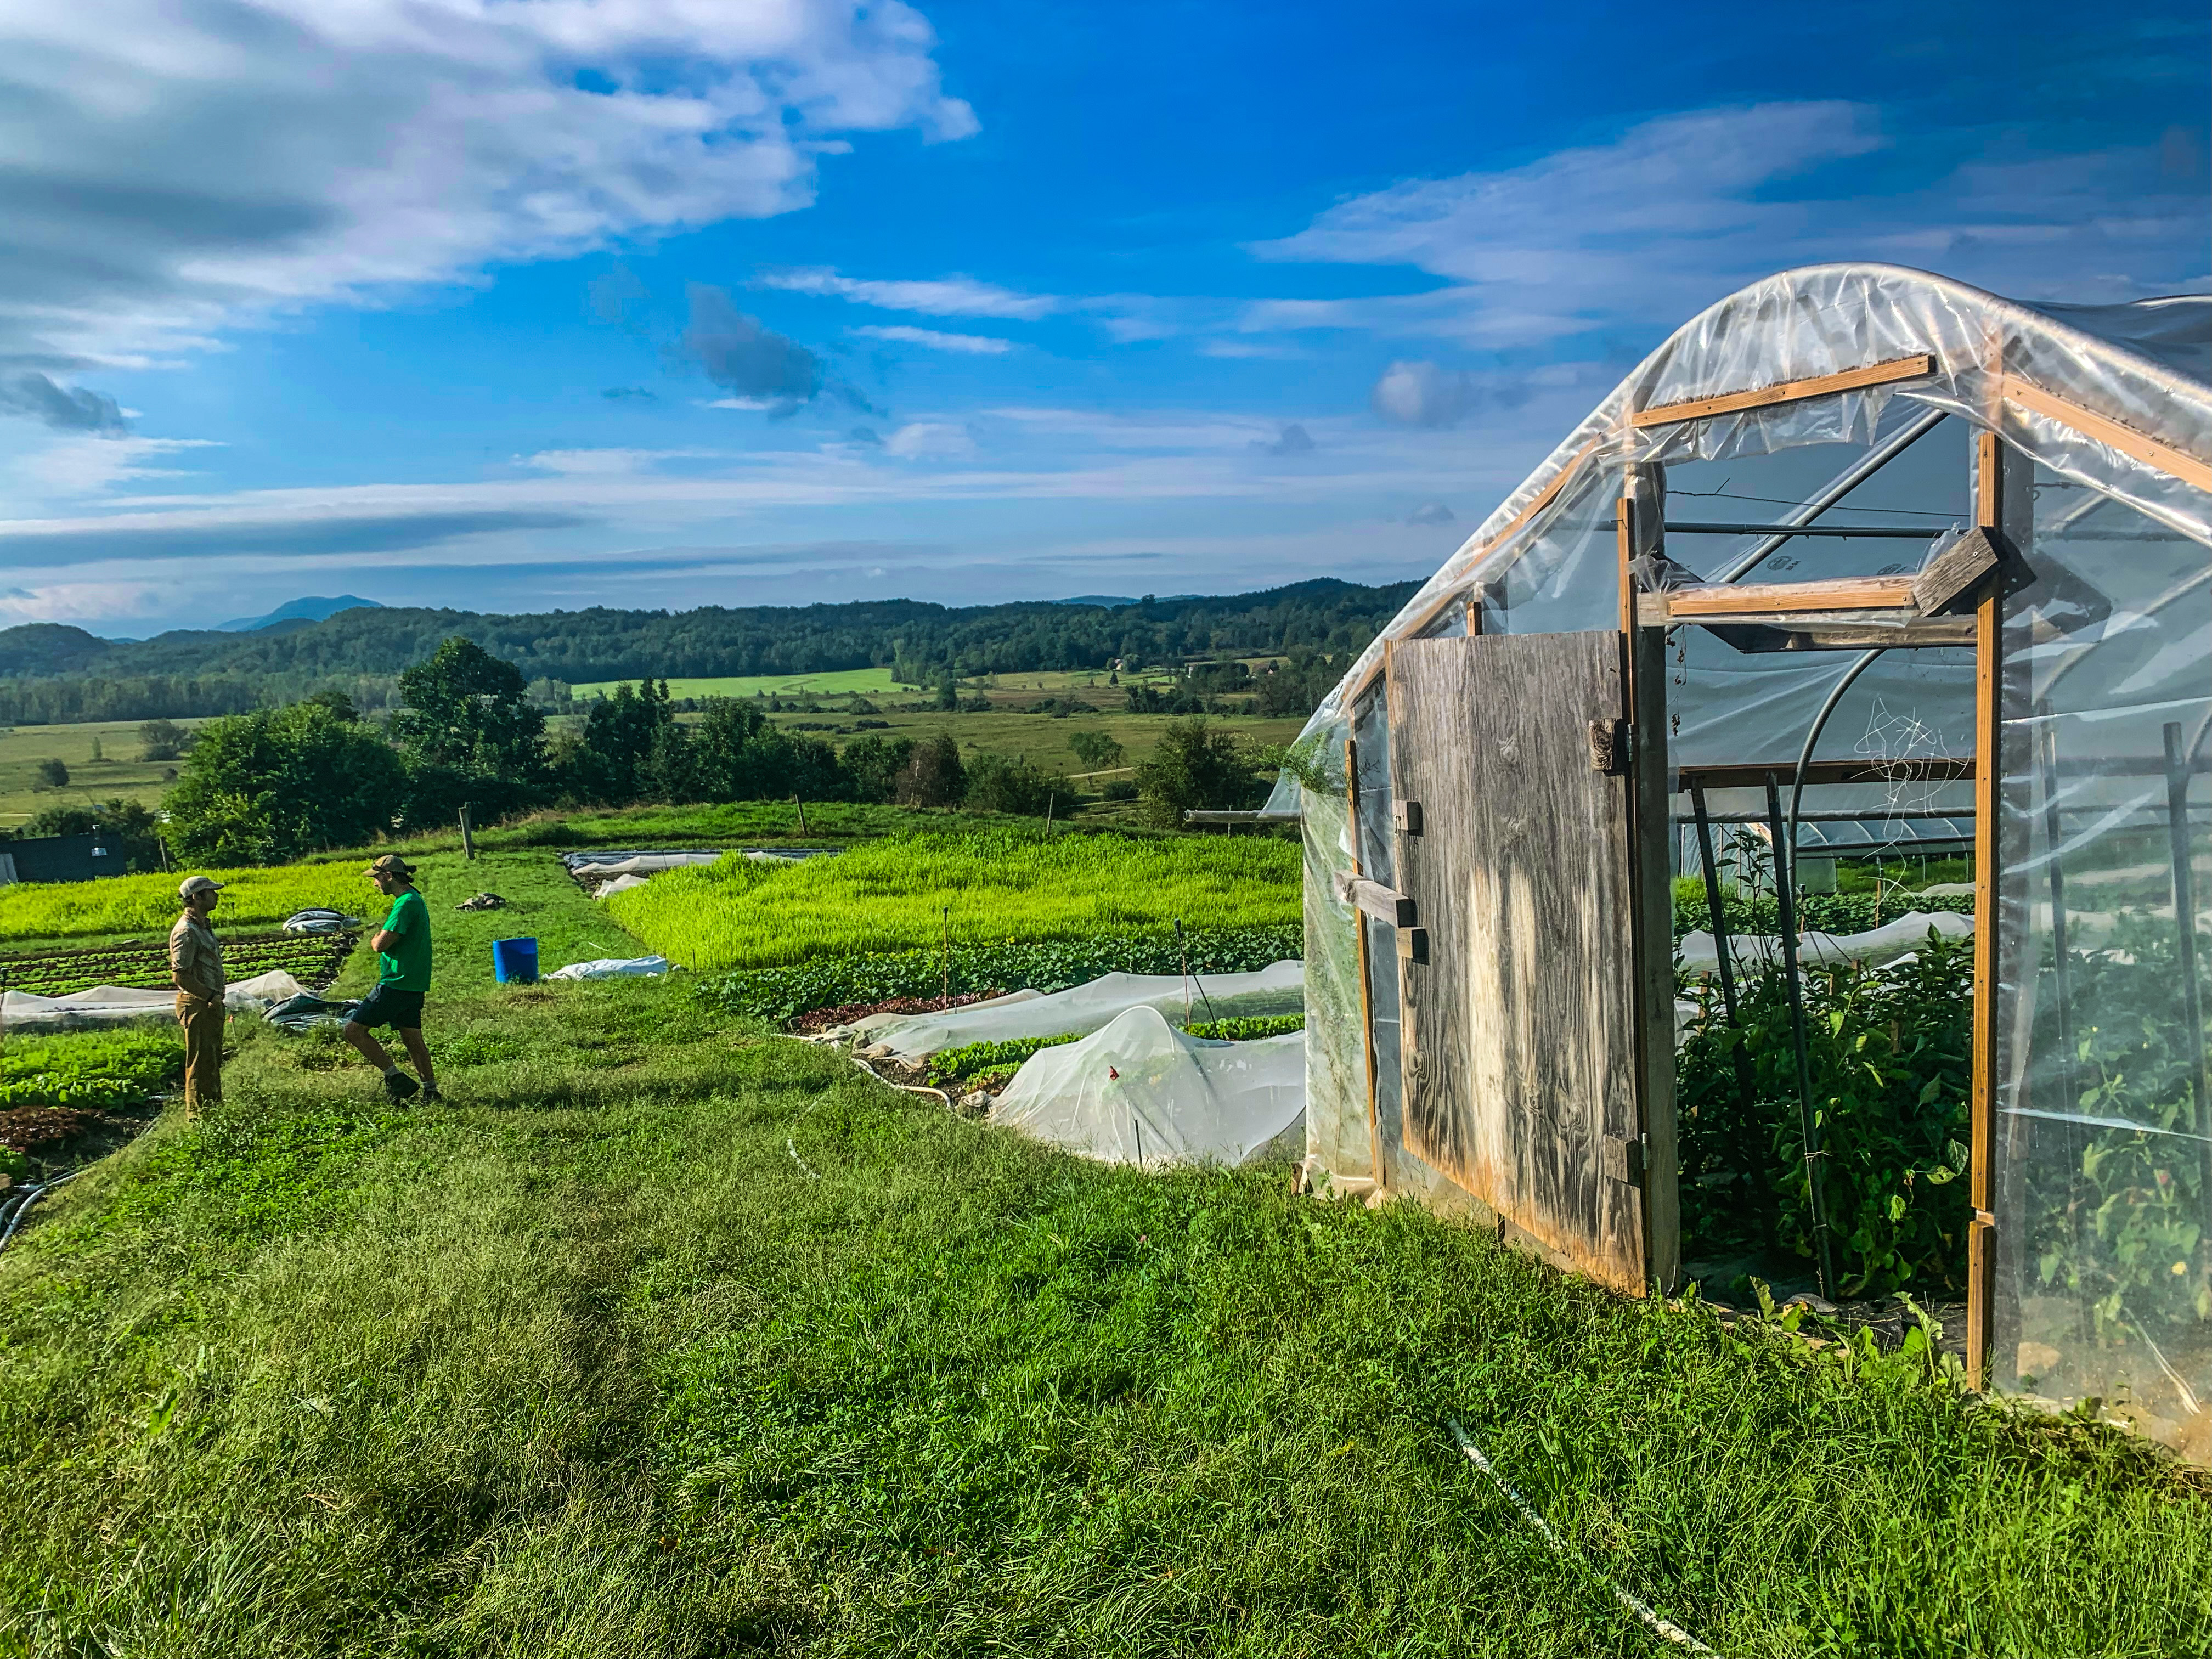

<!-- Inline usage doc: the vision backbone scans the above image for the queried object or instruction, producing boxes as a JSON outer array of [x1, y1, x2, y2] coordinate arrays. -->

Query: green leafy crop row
[[1184, 1013, 1305, 1041], [0, 1026, 183, 1113]]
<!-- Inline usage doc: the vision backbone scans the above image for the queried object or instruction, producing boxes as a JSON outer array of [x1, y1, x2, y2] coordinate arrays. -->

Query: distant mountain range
[[215, 595, 385, 633]]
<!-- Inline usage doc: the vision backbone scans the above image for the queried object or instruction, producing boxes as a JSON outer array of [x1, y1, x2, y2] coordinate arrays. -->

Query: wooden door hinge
[[1394, 798, 1424, 836], [1603, 1135, 1646, 1185]]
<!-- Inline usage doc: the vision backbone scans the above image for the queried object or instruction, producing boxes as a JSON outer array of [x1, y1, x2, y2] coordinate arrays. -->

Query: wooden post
[[458, 805, 475, 861], [1620, 464, 1681, 1293], [794, 794, 809, 835], [1347, 736, 1385, 1190], [1967, 427, 2024, 1390]]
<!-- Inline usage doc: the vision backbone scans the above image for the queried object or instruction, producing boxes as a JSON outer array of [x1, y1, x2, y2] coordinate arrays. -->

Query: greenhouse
[[1278, 263, 2212, 1456]]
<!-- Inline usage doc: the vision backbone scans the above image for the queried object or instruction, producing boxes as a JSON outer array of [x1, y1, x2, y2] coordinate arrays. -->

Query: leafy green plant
[[1677, 929, 1972, 1296], [926, 1032, 1084, 1087], [1184, 1013, 1305, 1041], [1674, 883, 1975, 942], [0, 1026, 182, 1111]]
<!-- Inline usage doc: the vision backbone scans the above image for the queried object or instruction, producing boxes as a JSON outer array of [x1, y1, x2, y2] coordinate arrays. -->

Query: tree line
[[11, 637, 1282, 866], [0, 580, 1412, 721]]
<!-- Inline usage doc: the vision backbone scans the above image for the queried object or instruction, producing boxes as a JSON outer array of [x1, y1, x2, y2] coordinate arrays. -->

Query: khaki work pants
[[176, 992, 225, 1118]]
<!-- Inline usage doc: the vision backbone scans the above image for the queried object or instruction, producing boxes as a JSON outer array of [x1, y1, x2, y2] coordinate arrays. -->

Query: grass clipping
[[607, 827, 1301, 972]]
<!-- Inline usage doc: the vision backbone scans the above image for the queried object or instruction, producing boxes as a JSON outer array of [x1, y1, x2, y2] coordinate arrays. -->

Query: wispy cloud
[[1242, 102, 2209, 348], [757, 267, 1057, 320], [851, 324, 1015, 354]]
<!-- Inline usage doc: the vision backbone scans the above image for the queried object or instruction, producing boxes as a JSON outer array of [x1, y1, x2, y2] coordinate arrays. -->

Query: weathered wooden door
[[1387, 631, 1665, 1294]]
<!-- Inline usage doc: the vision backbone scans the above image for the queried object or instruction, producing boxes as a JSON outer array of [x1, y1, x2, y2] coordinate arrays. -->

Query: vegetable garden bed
[[0, 929, 358, 998]]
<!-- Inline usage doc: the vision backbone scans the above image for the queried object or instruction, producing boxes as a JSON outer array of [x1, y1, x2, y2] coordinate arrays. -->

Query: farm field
[[756, 707, 1312, 788], [0, 860, 371, 943], [606, 828, 1302, 971], [2, 972, 2205, 1656], [0, 717, 210, 828], [569, 665, 911, 700]]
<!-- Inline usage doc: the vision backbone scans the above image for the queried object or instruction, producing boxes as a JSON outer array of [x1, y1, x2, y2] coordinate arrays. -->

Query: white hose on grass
[[1446, 1418, 1713, 1654], [0, 1168, 86, 1252], [781, 1042, 958, 1183]]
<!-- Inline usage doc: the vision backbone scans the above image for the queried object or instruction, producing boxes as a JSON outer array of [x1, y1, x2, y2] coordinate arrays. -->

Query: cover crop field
[[0, 861, 371, 943], [610, 828, 1301, 972]]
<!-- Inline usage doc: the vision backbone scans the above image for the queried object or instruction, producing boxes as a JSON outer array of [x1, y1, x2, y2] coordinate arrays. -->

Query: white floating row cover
[[990, 1005, 1305, 1169], [2, 969, 308, 1030], [856, 961, 1305, 1060]]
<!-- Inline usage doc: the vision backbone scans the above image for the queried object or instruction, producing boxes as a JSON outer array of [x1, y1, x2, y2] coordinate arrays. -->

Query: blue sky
[[0, 0, 2203, 634]]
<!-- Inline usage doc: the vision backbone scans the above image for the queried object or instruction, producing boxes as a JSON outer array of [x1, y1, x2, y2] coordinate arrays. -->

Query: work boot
[[383, 1070, 420, 1102]]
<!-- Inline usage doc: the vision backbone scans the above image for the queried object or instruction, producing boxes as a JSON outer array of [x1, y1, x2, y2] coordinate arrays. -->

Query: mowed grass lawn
[[606, 828, 1302, 971], [2, 977, 2208, 1656]]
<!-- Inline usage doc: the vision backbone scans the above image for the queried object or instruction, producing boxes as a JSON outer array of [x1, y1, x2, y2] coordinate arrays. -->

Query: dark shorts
[[347, 985, 426, 1031]]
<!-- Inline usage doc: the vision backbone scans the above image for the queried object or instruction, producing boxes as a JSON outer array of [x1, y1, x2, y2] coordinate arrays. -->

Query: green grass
[[2, 978, 2208, 1656], [608, 828, 1302, 972]]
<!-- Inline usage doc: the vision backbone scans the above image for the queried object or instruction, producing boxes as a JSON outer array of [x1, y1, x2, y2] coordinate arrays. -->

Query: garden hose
[[0, 1168, 85, 1253], [1446, 1418, 1713, 1654]]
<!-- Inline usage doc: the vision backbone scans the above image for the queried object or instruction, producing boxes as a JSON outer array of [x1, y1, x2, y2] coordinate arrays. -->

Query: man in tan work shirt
[[170, 874, 227, 1118]]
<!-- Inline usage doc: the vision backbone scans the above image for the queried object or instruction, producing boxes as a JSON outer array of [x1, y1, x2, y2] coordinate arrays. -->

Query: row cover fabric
[[545, 955, 674, 980], [562, 849, 831, 877], [991, 1005, 1305, 1168], [1676, 909, 1974, 977], [2, 969, 308, 1031], [282, 909, 359, 934], [856, 963, 1304, 1060]]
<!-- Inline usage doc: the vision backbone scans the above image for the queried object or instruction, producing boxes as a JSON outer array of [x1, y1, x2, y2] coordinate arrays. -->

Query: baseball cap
[[363, 854, 417, 879], [178, 874, 224, 899]]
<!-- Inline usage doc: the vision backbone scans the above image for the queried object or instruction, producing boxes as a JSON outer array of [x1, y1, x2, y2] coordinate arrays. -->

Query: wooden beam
[[1675, 758, 1973, 792], [1966, 428, 2011, 1393], [2000, 374, 2212, 495], [1665, 575, 1918, 618], [1332, 870, 1418, 929], [1632, 354, 1937, 428], [1910, 526, 2001, 616]]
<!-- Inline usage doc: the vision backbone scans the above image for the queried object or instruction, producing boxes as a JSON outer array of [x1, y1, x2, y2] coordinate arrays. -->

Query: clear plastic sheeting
[[990, 1005, 1305, 1168], [2, 969, 309, 1031], [859, 963, 1304, 1062], [1993, 465, 2212, 1458], [1678, 910, 1974, 978]]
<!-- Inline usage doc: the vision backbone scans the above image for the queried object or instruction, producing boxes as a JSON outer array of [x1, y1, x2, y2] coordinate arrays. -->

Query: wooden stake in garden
[[794, 794, 809, 834], [458, 805, 475, 861], [1177, 917, 1190, 1026], [940, 905, 951, 1009]]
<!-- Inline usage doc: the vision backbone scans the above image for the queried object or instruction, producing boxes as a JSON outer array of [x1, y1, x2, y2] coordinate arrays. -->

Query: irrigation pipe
[[0, 1169, 86, 1252], [1446, 1419, 1714, 1655]]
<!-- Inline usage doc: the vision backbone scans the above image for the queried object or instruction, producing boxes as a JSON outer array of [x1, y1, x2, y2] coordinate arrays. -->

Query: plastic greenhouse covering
[[991, 1006, 1305, 1168], [1281, 263, 2212, 1453]]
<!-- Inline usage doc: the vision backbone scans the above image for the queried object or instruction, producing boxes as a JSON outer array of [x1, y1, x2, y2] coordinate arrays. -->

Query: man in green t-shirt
[[343, 854, 441, 1102]]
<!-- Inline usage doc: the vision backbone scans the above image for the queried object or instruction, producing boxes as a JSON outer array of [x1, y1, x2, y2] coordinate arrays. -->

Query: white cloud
[[883, 421, 977, 458], [0, 0, 975, 378], [1244, 103, 2209, 347], [851, 324, 1014, 354], [1198, 339, 1306, 359], [520, 448, 715, 477], [12, 433, 224, 497], [757, 268, 1056, 319]]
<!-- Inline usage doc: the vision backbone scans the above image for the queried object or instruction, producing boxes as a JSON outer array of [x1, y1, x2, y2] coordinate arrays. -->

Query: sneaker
[[420, 1085, 444, 1105], [382, 1070, 420, 1102]]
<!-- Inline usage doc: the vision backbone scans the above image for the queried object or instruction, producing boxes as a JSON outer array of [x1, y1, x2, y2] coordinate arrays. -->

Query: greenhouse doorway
[[1385, 628, 1677, 1295]]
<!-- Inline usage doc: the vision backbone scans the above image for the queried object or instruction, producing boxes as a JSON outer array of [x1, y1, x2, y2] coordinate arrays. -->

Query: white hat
[[179, 874, 225, 899]]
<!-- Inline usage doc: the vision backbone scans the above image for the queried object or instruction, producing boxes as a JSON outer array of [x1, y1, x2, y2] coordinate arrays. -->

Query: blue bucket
[[492, 937, 539, 985]]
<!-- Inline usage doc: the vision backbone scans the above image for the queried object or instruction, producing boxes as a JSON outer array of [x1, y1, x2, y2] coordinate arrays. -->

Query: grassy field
[[0, 716, 210, 828], [572, 667, 914, 700], [2, 974, 2207, 1655], [0, 860, 374, 943], [606, 828, 1302, 971]]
